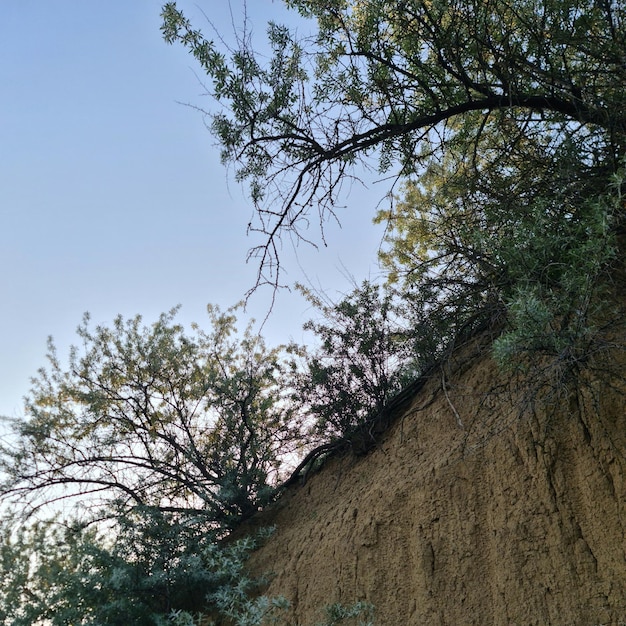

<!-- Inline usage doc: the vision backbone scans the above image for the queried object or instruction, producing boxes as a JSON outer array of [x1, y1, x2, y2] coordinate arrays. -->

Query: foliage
[[161, 0, 624, 400], [290, 281, 420, 441], [200, 528, 291, 626], [0, 305, 298, 530], [491, 192, 617, 369], [2, 0, 626, 619], [314, 602, 375, 626], [0, 511, 374, 626], [161, 0, 625, 288], [377, 117, 623, 375], [0, 294, 388, 623], [159, 0, 626, 413], [0, 286, 399, 623], [0, 515, 148, 626], [0, 511, 280, 626]]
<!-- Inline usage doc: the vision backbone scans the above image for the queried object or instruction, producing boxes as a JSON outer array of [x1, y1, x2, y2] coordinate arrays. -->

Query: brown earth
[[245, 330, 626, 625]]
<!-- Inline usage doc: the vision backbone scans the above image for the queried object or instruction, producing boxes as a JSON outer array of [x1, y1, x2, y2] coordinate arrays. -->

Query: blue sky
[[0, 1, 386, 417]]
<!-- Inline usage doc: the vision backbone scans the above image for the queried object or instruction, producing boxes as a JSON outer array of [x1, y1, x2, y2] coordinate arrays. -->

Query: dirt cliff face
[[246, 332, 626, 625]]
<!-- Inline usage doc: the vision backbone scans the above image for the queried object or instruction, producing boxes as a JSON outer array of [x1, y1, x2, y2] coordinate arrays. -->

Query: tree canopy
[[161, 0, 625, 288], [0, 306, 298, 529]]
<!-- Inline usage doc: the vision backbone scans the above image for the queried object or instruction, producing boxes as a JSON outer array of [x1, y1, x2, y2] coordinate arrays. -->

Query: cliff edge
[[246, 328, 626, 625]]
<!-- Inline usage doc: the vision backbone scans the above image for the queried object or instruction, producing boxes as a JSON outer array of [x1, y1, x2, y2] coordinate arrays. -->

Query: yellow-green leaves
[[2, 305, 298, 530], [162, 0, 624, 289]]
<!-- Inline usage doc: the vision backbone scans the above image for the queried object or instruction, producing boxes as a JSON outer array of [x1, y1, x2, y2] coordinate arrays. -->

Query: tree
[[161, 0, 625, 289], [0, 306, 298, 530], [290, 280, 431, 443], [0, 512, 282, 626], [376, 114, 623, 356]]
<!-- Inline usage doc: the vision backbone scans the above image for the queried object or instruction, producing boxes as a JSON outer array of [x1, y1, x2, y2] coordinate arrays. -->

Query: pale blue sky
[[0, 1, 386, 417]]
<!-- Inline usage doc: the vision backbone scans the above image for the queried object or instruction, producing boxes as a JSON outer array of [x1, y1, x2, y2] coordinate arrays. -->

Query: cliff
[[246, 328, 626, 625]]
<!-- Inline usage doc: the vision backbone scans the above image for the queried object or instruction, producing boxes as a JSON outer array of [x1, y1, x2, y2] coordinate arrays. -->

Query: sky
[[0, 1, 388, 418]]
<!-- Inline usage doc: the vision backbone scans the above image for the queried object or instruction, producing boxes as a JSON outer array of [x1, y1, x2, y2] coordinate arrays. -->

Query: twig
[[441, 365, 464, 429]]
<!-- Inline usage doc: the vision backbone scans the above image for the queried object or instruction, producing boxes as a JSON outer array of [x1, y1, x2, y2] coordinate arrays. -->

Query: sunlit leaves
[[376, 108, 623, 375]]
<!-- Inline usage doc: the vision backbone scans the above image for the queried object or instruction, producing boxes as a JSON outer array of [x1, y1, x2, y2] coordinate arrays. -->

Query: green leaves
[[291, 281, 422, 441], [0, 512, 283, 626], [161, 0, 624, 288], [377, 102, 623, 388], [1, 305, 297, 530], [315, 601, 375, 626]]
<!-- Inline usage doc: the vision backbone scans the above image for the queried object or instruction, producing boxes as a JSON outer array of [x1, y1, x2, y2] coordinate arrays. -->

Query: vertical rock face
[[247, 337, 626, 625]]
